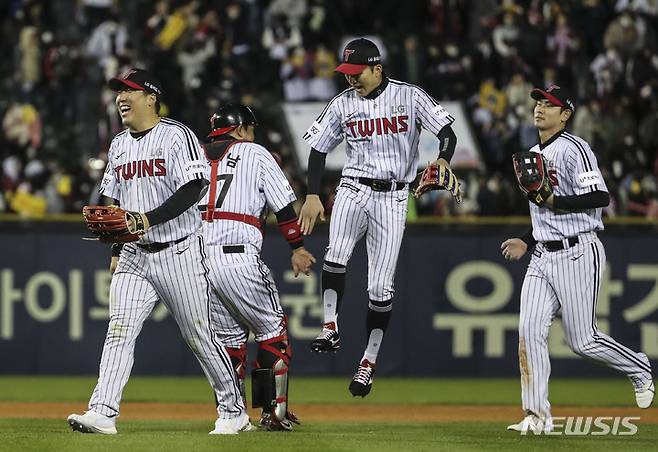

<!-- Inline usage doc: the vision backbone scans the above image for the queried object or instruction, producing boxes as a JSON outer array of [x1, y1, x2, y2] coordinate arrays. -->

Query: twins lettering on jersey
[[345, 115, 409, 138], [114, 158, 167, 180]]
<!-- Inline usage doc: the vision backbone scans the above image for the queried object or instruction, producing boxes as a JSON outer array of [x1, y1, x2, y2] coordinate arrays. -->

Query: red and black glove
[[512, 151, 553, 207]]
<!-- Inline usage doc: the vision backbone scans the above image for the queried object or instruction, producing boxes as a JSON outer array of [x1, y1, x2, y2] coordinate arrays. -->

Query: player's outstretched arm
[[299, 195, 325, 235], [500, 238, 528, 261], [299, 148, 327, 234], [291, 247, 316, 277]]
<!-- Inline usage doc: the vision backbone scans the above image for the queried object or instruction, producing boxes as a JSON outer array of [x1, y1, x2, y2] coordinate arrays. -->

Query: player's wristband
[[520, 228, 536, 248], [278, 218, 304, 249]]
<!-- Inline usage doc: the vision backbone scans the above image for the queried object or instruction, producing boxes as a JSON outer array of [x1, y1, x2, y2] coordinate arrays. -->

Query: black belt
[[356, 177, 406, 192], [542, 236, 579, 252], [222, 245, 244, 254], [137, 236, 188, 253]]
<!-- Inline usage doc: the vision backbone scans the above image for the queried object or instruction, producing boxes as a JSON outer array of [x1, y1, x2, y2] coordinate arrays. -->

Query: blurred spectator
[[619, 169, 658, 217], [505, 72, 535, 149], [603, 10, 643, 58], [3, 103, 41, 151], [308, 44, 337, 100], [18, 25, 41, 92], [572, 99, 603, 147], [78, 0, 115, 32], [547, 13, 579, 84], [492, 12, 520, 60], [85, 14, 129, 78], [1, 0, 658, 218], [590, 47, 624, 96], [154, 0, 198, 51]]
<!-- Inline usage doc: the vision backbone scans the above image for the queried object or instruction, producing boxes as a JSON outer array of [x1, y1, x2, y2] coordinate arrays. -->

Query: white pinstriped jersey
[[530, 130, 608, 241], [199, 141, 296, 250], [100, 118, 209, 243], [303, 78, 454, 183]]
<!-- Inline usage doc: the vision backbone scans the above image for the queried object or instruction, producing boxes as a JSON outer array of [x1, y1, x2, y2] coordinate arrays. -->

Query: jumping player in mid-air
[[502, 85, 654, 433], [199, 104, 316, 430], [68, 68, 249, 435], [298, 38, 459, 397]]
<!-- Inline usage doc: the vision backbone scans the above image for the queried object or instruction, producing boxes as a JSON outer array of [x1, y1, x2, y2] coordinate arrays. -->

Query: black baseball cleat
[[310, 323, 341, 353], [349, 359, 375, 397], [259, 412, 294, 431]]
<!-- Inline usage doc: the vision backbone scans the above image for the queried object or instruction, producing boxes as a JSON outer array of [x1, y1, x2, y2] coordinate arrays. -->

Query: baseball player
[[68, 68, 250, 435], [298, 38, 459, 397], [198, 104, 316, 431], [502, 85, 654, 433]]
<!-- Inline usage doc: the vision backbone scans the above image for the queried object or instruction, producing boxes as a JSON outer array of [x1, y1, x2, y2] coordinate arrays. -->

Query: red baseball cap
[[531, 84, 574, 111], [108, 68, 163, 97], [335, 38, 382, 75]]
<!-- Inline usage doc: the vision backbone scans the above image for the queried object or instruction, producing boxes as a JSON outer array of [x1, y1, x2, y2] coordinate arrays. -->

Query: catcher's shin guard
[[251, 332, 292, 426], [226, 344, 247, 404]]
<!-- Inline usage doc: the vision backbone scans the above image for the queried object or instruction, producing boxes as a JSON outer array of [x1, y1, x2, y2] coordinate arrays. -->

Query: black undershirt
[[145, 179, 208, 226], [553, 191, 609, 210], [307, 149, 326, 195], [437, 126, 456, 162]]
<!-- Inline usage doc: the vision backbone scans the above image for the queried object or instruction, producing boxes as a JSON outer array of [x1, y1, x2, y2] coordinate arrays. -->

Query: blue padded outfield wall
[[0, 223, 656, 377]]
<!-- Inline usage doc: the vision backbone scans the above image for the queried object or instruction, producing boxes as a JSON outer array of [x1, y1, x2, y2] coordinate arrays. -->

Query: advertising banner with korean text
[[0, 225, 655, 377]]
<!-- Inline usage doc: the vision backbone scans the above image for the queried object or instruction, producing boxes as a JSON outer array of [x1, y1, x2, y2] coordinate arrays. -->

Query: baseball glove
[[512, 151, 553, 207], [413, 160, 462, 203], [82, 205, 148, 243]]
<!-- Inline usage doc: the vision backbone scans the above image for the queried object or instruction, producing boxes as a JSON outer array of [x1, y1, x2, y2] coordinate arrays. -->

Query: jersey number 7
[[199, 173, 234, 211]]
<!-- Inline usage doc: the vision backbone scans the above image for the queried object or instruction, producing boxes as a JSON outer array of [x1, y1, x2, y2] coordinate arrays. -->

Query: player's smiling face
[[345, 65, 383, 97], [115, 88, 156, 131]]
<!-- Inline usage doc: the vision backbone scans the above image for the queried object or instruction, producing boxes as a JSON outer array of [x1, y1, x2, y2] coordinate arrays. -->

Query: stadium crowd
[[1, 0, 658, 218]]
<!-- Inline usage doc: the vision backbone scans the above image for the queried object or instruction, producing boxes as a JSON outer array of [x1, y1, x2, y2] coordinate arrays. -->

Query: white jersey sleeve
[[562, 134, 608, 195], [302, 95, 345, 153], [413, 87, 455, 135], [99, 135, 123, 200], [169, 127, 209, 188], [257, 149, 297, 212]]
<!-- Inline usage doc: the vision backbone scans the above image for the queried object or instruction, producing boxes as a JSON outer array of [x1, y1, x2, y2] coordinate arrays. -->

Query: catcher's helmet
[[208, 104, 258, 138]]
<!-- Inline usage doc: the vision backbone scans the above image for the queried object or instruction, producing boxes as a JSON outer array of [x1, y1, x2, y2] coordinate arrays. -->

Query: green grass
[[0, 419, 656, 452], [0, 376, 643, 406], [0, 377, 655, 451]]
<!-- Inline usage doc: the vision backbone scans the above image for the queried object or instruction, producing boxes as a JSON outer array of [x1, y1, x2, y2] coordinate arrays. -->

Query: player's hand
[[298, 195, 325, 235], [126, 211, 150, 235], [500, 238, 528, 261], [110, 256, 119, 274], [291, 247, 316, 277]]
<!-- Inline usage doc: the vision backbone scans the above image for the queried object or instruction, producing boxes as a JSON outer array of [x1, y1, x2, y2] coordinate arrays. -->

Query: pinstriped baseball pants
[[518, 233, 652, 420], [324, 178, 408, 301], [204, 245, 286, 347], [88, 233, 245, 419]]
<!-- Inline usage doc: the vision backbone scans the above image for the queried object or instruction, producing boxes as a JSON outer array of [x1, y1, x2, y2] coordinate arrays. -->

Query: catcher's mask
[[208, 104, 258, 139]]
